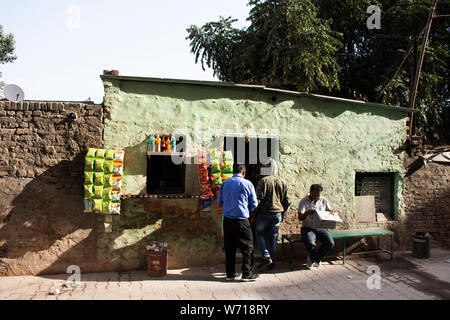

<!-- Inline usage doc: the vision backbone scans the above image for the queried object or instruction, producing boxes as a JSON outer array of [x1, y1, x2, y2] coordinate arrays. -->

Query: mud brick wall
[[0, 100, 104, 276], [403, 156, 450, 247]]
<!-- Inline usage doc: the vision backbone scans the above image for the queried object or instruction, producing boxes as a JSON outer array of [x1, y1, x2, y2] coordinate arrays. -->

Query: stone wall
[[0, 100, 104, 276], [402, 156, 450, 248]]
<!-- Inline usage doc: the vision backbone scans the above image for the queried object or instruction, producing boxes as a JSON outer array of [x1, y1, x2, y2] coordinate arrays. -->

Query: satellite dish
[[4, 84, 25, 102]]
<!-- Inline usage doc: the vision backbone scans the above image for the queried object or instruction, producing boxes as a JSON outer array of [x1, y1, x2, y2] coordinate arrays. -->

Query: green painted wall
[[101, 76, 409, 267]]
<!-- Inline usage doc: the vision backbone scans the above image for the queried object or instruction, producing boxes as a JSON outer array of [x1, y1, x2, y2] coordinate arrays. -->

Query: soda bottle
[[161, 136, 166, 152], [165, 137, 171, 152], [155, 135, 161, 152], [171, 135, 177, 152]]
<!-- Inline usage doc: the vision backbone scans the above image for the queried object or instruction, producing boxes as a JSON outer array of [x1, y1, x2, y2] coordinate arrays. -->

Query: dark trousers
[[301, 227, 335, 263], [223, 217, 254, 278]]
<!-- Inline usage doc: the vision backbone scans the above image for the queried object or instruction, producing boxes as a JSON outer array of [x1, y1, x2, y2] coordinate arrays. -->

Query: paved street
[[1, 248, 449, 300]]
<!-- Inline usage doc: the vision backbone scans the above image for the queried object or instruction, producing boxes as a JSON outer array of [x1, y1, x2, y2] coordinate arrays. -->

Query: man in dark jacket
[[252, 158, 290, 271]]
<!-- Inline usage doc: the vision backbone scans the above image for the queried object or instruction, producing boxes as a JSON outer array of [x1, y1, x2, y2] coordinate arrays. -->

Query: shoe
[[241, 273, 259, 282], [226, 273, 238, 281], [306, 255, 313, 270], [313, 261, 322, 268], [257, 257, 273, 270]]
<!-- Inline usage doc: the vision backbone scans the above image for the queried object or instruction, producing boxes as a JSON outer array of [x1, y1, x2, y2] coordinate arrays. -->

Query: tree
[[0, 25, 17, 90], [186, 0, 342, 92]]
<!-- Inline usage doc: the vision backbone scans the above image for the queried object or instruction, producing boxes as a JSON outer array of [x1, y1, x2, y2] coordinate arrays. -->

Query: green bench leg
[[343, 238, 346, 264]]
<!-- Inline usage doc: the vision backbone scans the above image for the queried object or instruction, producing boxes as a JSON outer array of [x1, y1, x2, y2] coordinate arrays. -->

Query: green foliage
[[186, 0, 342, 92], [186, 0, 449, 144], [0, 25, 17, 79]]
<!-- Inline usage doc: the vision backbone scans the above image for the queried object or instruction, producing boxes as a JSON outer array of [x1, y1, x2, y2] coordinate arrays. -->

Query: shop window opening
[[224, 137, 279, 187], [146, 135, 186, 194], [355, 172, 395, 221]]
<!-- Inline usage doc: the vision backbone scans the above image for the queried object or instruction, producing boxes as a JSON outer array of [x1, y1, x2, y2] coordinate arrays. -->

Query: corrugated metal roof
[[100, 74, 416, 113]]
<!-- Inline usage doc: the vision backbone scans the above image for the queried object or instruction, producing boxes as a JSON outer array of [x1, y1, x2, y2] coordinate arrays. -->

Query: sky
[[0, 0, 252, 103]]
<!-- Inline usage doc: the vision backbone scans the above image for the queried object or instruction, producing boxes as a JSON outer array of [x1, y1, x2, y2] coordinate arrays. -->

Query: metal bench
[[281, 227, 394, 269]]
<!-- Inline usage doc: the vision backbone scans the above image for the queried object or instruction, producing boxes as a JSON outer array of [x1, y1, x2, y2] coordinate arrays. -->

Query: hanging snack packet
[[113, 162, 123, 175], [93, 199, 103, 212], [102, 200, 112, 214], [209, 148, 219, 161], [199, 176, 209, 186], [84, 199, 94, 213], [86, 148, 97, 158], [84, 171, 94, 184], [96, 149, 106, 158], [111, 175, 123, 188], [111, 201, 121, 215], [104, 160, 114, 173], [105, 149, 115, 160], [104, 174, 113, 186], [113, 150, 125, 162], [201, 188, 213, 199], [84, 184, 94, 198], [211, 173, 222, 186], [85, 158, 95, 171], [210, 161, 221, 174], [94, 186, 103, 199], [222, 173, 233, 181], [223, 150, 233, 163], [94, 172, 104, 185], [111, 189, 121, 201], [222, 163, 233, 174], [103, 187, 112, 200], [94, 159, 105, 172]]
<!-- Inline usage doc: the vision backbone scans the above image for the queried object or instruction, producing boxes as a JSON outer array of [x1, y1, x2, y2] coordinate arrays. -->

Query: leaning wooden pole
[[408, 0, 438, 136]]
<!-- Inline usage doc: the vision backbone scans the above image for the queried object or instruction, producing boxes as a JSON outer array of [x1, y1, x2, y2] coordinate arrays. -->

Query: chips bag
[[96, 149, 106, 158], [93, 199, 103, 212], [86, 148, 97, 158], [222, 163, 233, 174], [111, 201, 121, 215], [105, 149, 115, 160], [85, 158, 95, 171], [223, 151, 233, 163], [102, 200, 112, 214], [94, 159, 104, 172], [222, 173, 233, 181], [114, 150, 125, 162], [104, 174, 113, 186], [210, 161, 221, 174], [84, 184, 94, 198], [200, 198, 211, 213], [104, 160, 114, 173], [111, 175, 123, 188], [211, 174, 222, 186], [94, 172, 104, 185], [94, 186, 103, 199], [103, 187, 112, 200], [113, 162, 123, 175], [84, 171, 94, 184], [111, 189, 121, 201]]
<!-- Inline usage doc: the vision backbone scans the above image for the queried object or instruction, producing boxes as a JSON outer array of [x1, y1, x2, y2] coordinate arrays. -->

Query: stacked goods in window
[[84, 148, 125, 215], [197, 151, 212, 214]]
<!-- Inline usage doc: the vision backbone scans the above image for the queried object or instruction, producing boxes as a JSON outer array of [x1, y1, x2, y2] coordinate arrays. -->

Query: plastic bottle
[[155, 135, 161, 152], [161, 136, 166, 152], [171, 135, 177, 152], [148, 134, 155, 152], [165, 137, 171, 152]]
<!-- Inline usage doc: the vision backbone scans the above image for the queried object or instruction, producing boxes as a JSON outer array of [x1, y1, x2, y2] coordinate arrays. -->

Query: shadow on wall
[[0, 153, 101, 276], [0, 153, 224, 276]]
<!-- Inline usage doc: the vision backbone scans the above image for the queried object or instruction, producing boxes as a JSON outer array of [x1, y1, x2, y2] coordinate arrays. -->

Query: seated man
[[297, 184, 336, 269]]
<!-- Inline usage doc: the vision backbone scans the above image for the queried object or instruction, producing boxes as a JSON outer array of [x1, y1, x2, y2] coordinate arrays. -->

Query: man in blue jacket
[[218, 164, 259, 281]]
